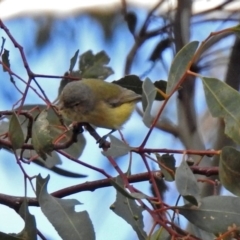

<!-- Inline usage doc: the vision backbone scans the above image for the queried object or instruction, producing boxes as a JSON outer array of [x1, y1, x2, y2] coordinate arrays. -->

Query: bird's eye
[[74, 102, 80, 107]]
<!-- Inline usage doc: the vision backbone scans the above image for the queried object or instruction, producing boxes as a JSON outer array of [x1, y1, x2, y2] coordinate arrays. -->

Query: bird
[[57, 78, 142, 142]]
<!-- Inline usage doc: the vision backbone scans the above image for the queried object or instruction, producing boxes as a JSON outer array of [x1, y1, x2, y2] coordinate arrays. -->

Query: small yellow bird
[[58, 79, 142, 132]]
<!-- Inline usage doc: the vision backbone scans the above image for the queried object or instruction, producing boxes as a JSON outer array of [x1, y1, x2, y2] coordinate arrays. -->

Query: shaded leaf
[[110, 178, 147, 200], [154, 80, 167, 101], [202, 77, 240, 145], [2, 48, 10, 72], [58, 71, 81, 97], [36, 175, 95, 240], [175, 160, 200, 205], [8, 112, 24, 150], [31, 110, 54, 160], [69, 49, 79, 72], [125, 12, 137, 35], [79, 50, 113, 79], [32, 157, 87, 178], [110, 176, 147, 240], [149, 38, 171, 62], [102, 135, 131, 158], [150, 227, 171, 240], [18, 200, 37, 240], [112, 75, 142, 95], [112, 75, 166, 101], [231, 24, 240, 38], [18, 105, 85, 169], [178, 196, 240, 234], [167, 41, 199, 94], [142, 78, 157, 127], [0, 201, 37, 239], [220, 146, 240, 196], [156, 154, 176, 181], [0, 232, 24, 239]]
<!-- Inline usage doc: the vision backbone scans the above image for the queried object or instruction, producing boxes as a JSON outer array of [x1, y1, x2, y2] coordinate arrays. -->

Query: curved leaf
[[8, 112, 24, 150], [79, 50, 113, 79], [175, 160, 200, 205], [220, 146, 240, 196], [18, 200, 37, 240], [36, 175, 95, 240], [178, 196, 240, 234], [102, 135, 131, 158], [110, 176, 146, 240], [142, 78, 157, 127], [202, 77, 240, 144], [32, 110, 54, 160], [167, 41, 199, 94]]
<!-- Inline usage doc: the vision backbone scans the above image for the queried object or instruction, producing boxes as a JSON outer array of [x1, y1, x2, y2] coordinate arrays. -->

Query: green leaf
[[110, 176, 147, 240], [31, 110, 54, 160], [178, 196, 240, 234], [17, 200, 37, 240], [202, 77, 240, 144], [153, 80, 167, 101], [156, 154, 175, 182], [79, 50, 114, 79], [58, 71, 81, 96], [8, 112, 24, 150], [125, 11, 137, 35], [142, 78, 157, 128], [0, 200, 37, 239], [0, 232, 24, 239], [69, 49, 79, 72], [230, 24, 240, 38], [102, 135, 131, 158], [220, 146, 240, 196], [110, 178, 147, 200], [112, 75, 142, 95], [175, 160, 200, 206], [149, 38, 171, 62], [167, 41, 199, 94], [10, 105, 86, 173], [112, 75, 166, 101], [150, 227, 171, 240], [36, 175, 95, 240], [2, 48, 10, 72]]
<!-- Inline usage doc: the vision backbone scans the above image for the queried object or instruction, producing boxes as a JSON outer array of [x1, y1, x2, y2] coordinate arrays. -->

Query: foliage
[[1, 1, 240, 240]]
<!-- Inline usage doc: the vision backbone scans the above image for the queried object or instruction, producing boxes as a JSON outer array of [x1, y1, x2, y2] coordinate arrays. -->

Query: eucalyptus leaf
[[102, 135, 131, 158], [110, 178, 147, 200], [125, 11, 137, 35], [156, 153, 176, 182], [202, 77, 240, 144], [0, 232, 24, 240], [18, 200, 37, 240], [142, 78, 157, 127], [220, 146, 240, 196], [110, 176, 147, 240], [167, 41, 199, 94], [175, 160, 200, 205], [36, 175, 95, 240], [69, 49, 79, 72], [112, 75, 142, 95], [2, 48, 10, 72], [231, 24, 240, 38], [79, 50, 113, 79], [8, 112, 24, 150], [150, 227, 171, 240], [178, 196, 240, 234], [32, 110, 54, 160]]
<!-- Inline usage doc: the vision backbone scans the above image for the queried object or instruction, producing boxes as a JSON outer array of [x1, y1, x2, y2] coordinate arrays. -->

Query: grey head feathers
[[60, 81, 95, 111]]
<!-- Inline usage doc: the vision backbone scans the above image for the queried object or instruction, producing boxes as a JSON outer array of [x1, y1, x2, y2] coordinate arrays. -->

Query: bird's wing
[[107, 88, 142, 107]]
